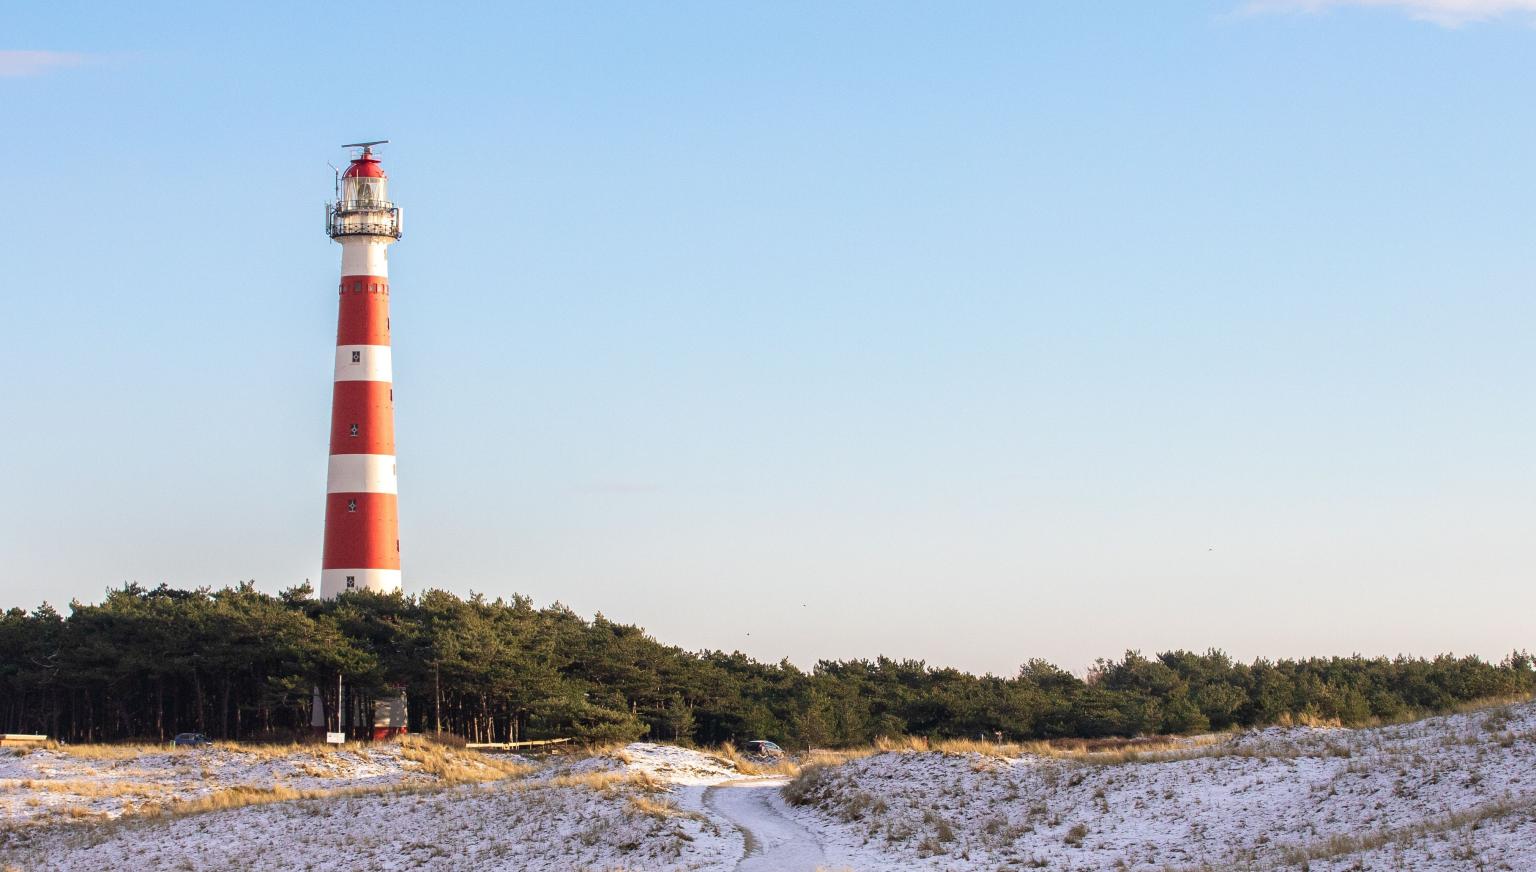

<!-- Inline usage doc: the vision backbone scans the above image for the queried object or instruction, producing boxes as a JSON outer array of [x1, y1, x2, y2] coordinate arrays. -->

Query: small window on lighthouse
[[346, 576, 356, 589], [349, 423, 359, 437], [351, 350, 361, 364], [347, 499, 357, 512]]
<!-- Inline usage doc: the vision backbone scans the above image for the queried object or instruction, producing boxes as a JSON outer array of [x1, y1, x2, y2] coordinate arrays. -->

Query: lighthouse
[[321, 142, 403, 599], [313, 143, 410, 741]]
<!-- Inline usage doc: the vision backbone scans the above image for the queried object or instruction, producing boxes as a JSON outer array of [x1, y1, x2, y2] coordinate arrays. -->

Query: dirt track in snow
[[704, 778, 830, 872]]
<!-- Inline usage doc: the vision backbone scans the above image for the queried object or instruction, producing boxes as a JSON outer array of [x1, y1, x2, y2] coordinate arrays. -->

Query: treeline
[[0, 583, 1530, 746]]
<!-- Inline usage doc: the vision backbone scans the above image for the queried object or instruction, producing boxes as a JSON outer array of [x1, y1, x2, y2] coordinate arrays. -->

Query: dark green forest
[[1, 583, 1530, 746]]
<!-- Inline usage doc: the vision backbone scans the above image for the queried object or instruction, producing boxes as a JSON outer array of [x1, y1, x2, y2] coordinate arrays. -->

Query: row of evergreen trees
[[1, 583, 1529, 746]]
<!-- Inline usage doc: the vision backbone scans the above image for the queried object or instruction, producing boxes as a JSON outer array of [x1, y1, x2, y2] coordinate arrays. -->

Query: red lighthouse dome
[[344, 147, 386, 178]]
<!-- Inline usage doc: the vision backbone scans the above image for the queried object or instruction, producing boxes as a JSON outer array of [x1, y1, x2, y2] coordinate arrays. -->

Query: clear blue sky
[[3, 1, 1533, 675]]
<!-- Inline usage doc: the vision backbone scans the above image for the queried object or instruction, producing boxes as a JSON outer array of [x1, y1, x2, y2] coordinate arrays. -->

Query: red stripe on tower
[[321, 144, 404, 598]]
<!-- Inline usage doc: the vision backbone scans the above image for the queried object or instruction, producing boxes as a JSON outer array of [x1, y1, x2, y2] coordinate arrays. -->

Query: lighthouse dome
[[344, 152, 386, 179]]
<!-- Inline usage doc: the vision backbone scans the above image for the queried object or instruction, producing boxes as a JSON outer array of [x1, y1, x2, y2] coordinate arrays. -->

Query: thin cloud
[[1245, 0, 1536, 25], [0, 50, 91, 78]]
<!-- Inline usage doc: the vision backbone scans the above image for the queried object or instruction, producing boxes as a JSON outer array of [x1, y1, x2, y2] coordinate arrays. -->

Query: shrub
[[783, 764, 835, 806]]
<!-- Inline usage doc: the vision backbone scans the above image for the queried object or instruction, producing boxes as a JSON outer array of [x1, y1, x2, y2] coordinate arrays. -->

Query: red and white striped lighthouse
[[321, 142, 403, 599]]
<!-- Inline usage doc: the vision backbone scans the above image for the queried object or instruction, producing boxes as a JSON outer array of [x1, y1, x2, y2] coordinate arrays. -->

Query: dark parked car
[[172, 732, 211, 747], [742, 739, 783, 760]]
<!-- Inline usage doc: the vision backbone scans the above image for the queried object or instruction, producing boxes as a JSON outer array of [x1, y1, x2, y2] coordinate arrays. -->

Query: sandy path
[[703, 778, 830, 872]]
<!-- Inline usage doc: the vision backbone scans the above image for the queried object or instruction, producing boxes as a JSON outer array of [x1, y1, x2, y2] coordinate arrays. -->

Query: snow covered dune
[[5, 709, 1536, 871], [3, 772, 737, 871], [0, 741, 742, 871], [0, 737, 522, 827], [783, 700, 1536, 870]]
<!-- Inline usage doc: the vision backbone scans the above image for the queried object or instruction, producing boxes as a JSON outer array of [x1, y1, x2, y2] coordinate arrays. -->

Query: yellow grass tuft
[[8, 779, 161, 798], [45, 743, 167, 761], [44, 740, 363, 762], [169, 784, 319, 814], [209, 740, 376, 760], [864, 733, 1233, 765], [710, 742, 877, 778], [548, 769, 666, 794], [710, 742, 798, 777], [627, 794, 705, 822], [779, 733, 1235, 772], [561, 741, 628, 761], [397, 735, 531, 783]]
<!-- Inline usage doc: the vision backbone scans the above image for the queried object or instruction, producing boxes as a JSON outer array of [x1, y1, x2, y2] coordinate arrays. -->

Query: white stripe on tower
[[341, 239, 391, 276], [326, 454, 398, 494], [333, 345, 393, 381], [320, 568, 403, 595]]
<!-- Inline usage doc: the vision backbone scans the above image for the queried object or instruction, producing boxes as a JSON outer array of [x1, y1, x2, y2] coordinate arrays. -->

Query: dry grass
[[31, 734, 525, 782], [553, 741, 630, 762], [397, 735, 530, 782], [1020, 735, 1229, 762], [3, 779, 162, 798], [6, 784, 373, 829], [1270, 711, 1346, 729], [710, 742, 800, 776], [781, 734, 1240, 798], [801, 747, 880, 768], [65, 770, 523, 826], [710, 742, 880, 778], [43, 739, 369, 762], [856, 733, 1230, 765], [1397, 693, 1535, 726], [1264, 693, 1536, 732], [546, 769, 667, 795], [158, 784, 330, 816], [804, 695, 1536, 772], [39, 743, 169, 761], [1454, 692, 1535, 714], [151, 738, 530, 816], [210, 741, 356, 760], [627, 793, 706, 822]]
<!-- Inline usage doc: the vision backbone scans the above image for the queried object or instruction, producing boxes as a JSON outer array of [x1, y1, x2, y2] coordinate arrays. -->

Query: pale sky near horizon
[[3, 1, 1533, 676]]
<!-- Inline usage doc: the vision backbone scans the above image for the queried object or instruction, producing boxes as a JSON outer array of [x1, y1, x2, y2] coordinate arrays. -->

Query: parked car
[[172, 732, 211, 747], [741, 739, 783, 760]]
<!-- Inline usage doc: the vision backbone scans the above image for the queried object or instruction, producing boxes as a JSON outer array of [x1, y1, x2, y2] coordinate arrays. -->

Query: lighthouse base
[[320, 568, 402, 598]]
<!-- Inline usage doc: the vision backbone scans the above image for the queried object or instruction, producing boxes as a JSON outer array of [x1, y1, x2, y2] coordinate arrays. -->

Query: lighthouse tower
[[321, 143, 403, 599]]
